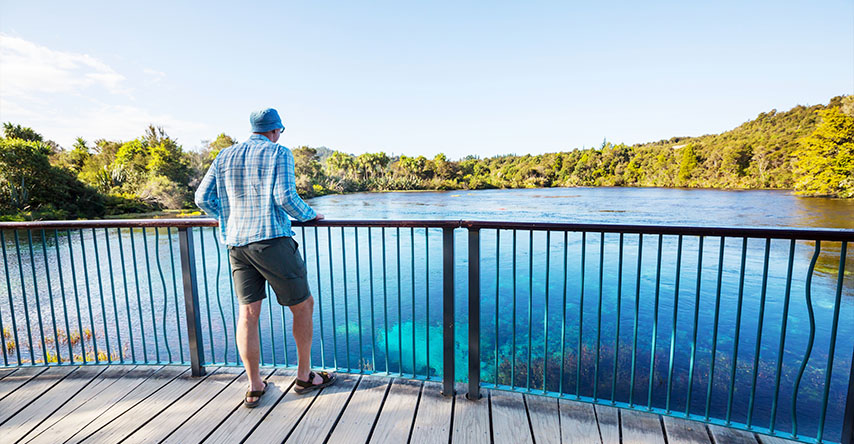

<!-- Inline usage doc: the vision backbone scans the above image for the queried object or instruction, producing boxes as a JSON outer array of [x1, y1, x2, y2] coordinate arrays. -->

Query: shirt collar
[[249, 134, 269, 142]]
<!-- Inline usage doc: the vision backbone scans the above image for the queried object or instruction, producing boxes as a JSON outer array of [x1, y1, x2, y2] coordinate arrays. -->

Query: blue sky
[[0, 1, 851, 158]]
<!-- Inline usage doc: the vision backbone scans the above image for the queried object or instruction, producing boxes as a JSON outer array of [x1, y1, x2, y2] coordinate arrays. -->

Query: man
[[195, 108, 335, 408]]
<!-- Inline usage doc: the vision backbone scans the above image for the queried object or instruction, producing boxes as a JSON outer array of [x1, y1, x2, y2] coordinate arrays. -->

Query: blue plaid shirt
[[194, 134, 317, 247]]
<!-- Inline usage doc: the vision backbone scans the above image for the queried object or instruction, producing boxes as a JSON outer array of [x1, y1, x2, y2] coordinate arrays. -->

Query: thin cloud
[[0, 34, 211, 148], [0, 33, 129, 96]]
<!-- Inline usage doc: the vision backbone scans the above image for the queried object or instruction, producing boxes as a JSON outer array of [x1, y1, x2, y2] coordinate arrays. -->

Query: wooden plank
[[368, 378, 422, 444], [241, 372, 321, 444], [162, 367, 272, 444], [756, 433, 801, 444], [525, 395, 560, 444], [490, 390, 534, 444], [451, 385, 490, 444], [326, 375, 390, 444], [78, 366, 216, 443], [203, 369, 297, 444], [410, 381, 453, 444], [0, 365, 74, 424], [46, 365, 177, 444], [285, 375, 359, 443], [0, 365, 104, 442], [708, 425, 758, 444], [121, 367, 242, 444], [0, 367, 18, 380], [663, 416, 712, 444], [595, 404, 620, 444], [621, 409, 666, 444], [559, 400, 602, 444], [19, 365, 137, 442], [0, 366, 45, 401]]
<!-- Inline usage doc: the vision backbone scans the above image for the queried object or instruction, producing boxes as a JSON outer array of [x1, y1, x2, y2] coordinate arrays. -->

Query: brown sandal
[[294, 371, 336, 394], [243, 381, 268, 408]]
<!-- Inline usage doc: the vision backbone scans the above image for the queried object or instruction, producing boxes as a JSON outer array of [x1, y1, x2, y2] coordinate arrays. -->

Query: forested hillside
[[1, 96, 851, 221]]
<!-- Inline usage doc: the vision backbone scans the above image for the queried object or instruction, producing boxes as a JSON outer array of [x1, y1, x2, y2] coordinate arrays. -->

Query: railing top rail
[[1, 218, 852, 241], [0, 218, 219, 230]]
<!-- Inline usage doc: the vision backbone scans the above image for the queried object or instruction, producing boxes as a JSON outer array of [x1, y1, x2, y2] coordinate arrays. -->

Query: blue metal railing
[[0, 218, 852, 444]]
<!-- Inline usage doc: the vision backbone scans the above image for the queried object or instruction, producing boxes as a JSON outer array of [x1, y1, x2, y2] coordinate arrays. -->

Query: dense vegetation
[[1, 96, 851, 220]]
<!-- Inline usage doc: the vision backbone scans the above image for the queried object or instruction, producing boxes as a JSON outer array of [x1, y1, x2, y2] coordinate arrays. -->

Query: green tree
[[678, 144, 698, 184], [2, 122, 42, 141], [794, 108, 854, 197]]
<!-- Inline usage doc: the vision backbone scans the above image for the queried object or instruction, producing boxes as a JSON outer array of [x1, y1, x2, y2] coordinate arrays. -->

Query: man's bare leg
[[237, 300, 265, 401], [289, 296, 323, 384]]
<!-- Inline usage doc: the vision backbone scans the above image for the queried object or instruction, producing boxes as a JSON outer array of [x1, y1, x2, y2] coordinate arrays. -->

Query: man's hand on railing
[[313, 213, 325, 221]]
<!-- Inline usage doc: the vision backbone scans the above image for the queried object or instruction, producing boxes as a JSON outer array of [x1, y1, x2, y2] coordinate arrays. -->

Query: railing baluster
[[468, 227, 481, 399], [178, 227, 205, 376], [495, 229, 500, 386], [629, 234, 643, 406], [543, 230, 550, 393], [314, 227, 325, 369], [647, 234, 663, 409], [209, 228, 224, 365], [327, 227, 338, 369], [442, 227, 455, 396], [560, 231, 568, 396], [266, 282, 276, 365], [154, 228, 171, 363], [40, 230, 61, 364], [382, 227, 388, 374], [53, 229, 73, 364], [527, 230, 533, 391], [666, 235, 683, 412], [705, 236, 726, 420], [167, 228, 185, 363], [611, 232, 624, 403], [368, 227, 376, 372], [396, 227, 403, 375], [91, 228, 112, 362], [16, 231, 36, 364], [141, 228, 160, 362], [410, 228, 416, 377], [355, 228, 363, 372], [792, 240, 820, 438], [103, 228, 123, 363], [726, 237, 749, 424], [818, 241, 847, 442], [686, 235, 704, 415], [342, 227, 351, 371], [425, 228, 430, 379], [70, 229, 88, 363], [0, 230, 18, 365], [117, 228, 137, 363], [197, 228, 212, 364], [577, 231, 585, 399], [747, 238, 771, 426], [513, 230, 517, 389], [595, 232, 604, 400], [26, 231, 48, 364]]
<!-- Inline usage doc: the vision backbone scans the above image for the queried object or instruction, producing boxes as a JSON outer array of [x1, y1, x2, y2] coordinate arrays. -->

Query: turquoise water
[[1, 187, 852, 440]]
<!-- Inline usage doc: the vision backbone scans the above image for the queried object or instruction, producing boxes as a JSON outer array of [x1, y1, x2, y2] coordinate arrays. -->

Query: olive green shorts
[[227, 236, 311, 306]]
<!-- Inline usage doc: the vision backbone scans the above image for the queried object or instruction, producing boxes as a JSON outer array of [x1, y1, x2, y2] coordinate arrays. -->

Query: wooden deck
[[0, 365, 801, 444]]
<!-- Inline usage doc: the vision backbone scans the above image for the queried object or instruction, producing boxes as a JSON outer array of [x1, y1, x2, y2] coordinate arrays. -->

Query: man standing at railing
[[195, 108, 336, 408]]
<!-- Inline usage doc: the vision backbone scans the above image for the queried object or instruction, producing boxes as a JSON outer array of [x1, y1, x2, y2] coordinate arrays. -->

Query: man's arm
[[194, 157, 220, 217], [276, 148, 318, 221]]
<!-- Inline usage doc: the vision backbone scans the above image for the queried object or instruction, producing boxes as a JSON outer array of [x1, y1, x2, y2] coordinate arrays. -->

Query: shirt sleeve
[[194, 156, 220, 216], [276, 147, 317, 222]]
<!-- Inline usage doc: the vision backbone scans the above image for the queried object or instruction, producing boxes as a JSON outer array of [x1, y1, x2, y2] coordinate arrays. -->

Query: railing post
[[178, 227, 206, 377], [843, 350, 854, 444], [442, 227, 455, 396], [467, 228, 481, 400]]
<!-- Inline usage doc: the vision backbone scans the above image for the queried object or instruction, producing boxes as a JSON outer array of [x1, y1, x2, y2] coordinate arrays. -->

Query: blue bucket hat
[[250, 108, 284, 133]]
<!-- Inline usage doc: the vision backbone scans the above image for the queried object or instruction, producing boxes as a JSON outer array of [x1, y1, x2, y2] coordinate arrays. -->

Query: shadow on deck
[[0, 365, 801, 444]]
